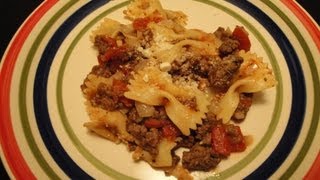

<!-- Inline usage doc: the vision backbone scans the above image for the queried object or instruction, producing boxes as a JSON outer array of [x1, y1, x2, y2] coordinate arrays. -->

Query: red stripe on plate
[[281, 0, 320, 52], [304, 151, 320, 180], [0, 0, 58, 179]]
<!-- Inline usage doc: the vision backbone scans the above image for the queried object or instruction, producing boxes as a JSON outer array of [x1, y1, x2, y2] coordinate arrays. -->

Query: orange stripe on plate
[[281, 0, 320, 52], [281, 1, 320, 178], [0, 0, 58, 179], [304, 151, 320, 180]]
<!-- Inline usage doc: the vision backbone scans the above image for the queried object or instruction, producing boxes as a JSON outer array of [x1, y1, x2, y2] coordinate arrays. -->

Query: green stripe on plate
[[57, 0, 282, 179], [261, 0, 320, 179], [57, 1, 135, 179], [19, 1, 78, 179]]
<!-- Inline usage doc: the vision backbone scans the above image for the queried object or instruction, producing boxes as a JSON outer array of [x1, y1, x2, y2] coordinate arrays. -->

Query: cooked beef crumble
[[219, 38, 240, 56], [182, 144, 221, 171], [214, 27, 232, 41], [90, 83, 119, 111], [93, 34, 146, 76], [91, 65, 113, 78], [214, 27, 240, 57], [94, 35, 115, 54], [127, 107, 142, 123], [232, 93, 253, 122], [127, 122, 161, 156], [169, 55, 216, 81], [169, 54, 243, 91], [208, 55, 243, 90]]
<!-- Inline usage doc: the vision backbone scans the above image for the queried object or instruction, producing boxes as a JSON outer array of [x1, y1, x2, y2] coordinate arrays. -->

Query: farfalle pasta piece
[[124, 0, 187, 25], [124, 67, 209, 135], [217, 51, 277, 123], [134, 139, 177, 167]]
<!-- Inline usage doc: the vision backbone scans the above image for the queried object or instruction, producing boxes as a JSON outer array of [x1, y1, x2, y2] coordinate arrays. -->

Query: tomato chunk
[[133, 17, 152, 30], [103, 36, 117, 48], [162, 123, 180, 141], [99, 46, 127, 64], [232, 26, 251, 52], [112, 79, 128, 94], [119, 97, 133, 108], [226, 125, 246, 152], [211, 124, 231, 156], [211, 123, 246, 156], [132, 16, 162, 31], [144, 119, 164, 128]]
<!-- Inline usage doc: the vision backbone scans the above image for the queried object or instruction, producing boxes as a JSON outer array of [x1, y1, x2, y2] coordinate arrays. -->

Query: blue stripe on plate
[[33, 0, 109, 179], [227, 0, 306, 179], [33, 0, 306, 179]]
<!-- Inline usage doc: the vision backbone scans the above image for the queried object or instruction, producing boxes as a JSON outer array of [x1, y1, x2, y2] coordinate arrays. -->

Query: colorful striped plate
[[0, 0, 319, 179]]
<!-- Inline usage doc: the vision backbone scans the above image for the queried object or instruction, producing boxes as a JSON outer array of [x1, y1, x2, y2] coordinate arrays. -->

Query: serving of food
[[81, 0, 277, 178]]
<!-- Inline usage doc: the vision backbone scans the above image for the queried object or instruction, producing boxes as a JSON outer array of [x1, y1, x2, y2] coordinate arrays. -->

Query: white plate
[[1, 0, 319, 179]]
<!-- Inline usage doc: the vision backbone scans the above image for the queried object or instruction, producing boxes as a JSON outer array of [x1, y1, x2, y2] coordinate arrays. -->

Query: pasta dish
[[81, 0, 277, 178]]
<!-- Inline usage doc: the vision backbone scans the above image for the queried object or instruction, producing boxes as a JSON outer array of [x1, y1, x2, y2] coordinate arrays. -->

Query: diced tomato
[[145, 118, 180, 140], [103, 36, 117, 48], [211, 123, 247, 156], [230, 140, 246, 152], [226, 126, 246, 152], [232, 26, 251, 52], [162, 98, 169, 106], [119, 97, 134, 107], [151, 16, 163, 23], [112, 79, 128, 94], [99, 46, 127, 64], [144, 118, 164, 128], [211, 124, 231, 156], [132, 16, 162, 31], [133, 17, 151, 30], [162, 123, 180, 141]]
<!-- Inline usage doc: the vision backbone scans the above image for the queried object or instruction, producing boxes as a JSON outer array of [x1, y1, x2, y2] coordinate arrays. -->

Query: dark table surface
[[0, 0, 319, 179]]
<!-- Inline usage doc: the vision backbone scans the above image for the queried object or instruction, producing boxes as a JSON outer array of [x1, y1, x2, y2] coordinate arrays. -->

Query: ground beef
[[195, 119, 216, 145], [177, 135, 195, 149], [182, 144, 221, 171], [127, 122, 148, 137], [94, 34, 144, 77], [170, 53, 243, 91], [104, 48, 141, 75], [127, 107, 143, 123], [214, 27, 232, 41], [90, 65, 113, 78], [90, 81, 132, 111], [90, 83, 118, 111], [176, 96, 198, 111], [127, 142, 137, 151], [224, 124, 244, 144], [206, 111, 218, 122], [137, 29, 153, 48], [214, 27, 240, 57], [191, 56, 214, 77], [94, 35, 114, 54], [208, 55, 243, 90], [152, 106, 169, 120], [169, 55, 217, 82], [127, 122, 161, 156], [219, 38, 240, 56], [232, 93, 253, 122]]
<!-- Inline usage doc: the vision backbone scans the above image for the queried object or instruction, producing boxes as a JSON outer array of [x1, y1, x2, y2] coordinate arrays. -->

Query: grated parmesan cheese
[[159, 62, 171, 72]]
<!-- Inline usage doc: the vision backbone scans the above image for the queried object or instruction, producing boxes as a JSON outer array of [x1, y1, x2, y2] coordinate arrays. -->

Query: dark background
[[0, 0, 319, 179]]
